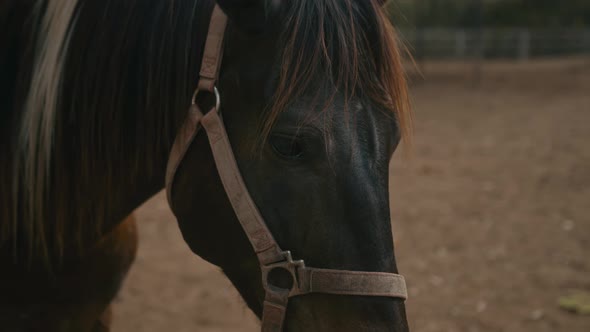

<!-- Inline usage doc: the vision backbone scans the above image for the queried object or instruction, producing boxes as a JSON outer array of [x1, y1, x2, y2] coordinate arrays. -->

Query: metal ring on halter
[[191, 86, 221, 111]]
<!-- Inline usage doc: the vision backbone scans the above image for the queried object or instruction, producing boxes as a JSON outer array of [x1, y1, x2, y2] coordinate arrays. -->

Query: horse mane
[[3, 0, 410, 268], [12, 0, 81, 265], [4, 0, 213, 267], [264, 0, 412, 144]]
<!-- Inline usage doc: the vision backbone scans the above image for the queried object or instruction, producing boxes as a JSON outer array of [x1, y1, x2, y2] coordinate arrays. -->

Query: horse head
[[169, 1, 411, 330]]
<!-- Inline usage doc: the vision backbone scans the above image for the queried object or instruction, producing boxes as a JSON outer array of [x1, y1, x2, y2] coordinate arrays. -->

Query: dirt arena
[[112, 57, 590, 332]]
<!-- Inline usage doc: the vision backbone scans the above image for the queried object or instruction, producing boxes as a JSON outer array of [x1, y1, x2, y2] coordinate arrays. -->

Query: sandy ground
[[112, 57, 590, 332]]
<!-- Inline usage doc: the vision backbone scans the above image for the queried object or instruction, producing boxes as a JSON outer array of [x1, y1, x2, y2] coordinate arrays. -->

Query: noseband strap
[[165, 6, 407, 331]]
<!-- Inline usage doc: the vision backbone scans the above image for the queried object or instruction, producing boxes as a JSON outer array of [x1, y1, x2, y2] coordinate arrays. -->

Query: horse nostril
[[267, 267, 294, 291]]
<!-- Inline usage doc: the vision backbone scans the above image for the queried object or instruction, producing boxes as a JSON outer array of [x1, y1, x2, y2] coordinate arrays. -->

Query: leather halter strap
[[165, 5, 407, 332]]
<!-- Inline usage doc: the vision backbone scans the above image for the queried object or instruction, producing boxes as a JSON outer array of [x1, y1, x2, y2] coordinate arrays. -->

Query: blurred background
[[391, 0, 590, 60], [113, 1, 590, 331]]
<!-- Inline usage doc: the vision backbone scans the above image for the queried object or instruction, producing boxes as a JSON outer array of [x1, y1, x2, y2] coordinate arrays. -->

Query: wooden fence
[[400, 28, 590, 59]]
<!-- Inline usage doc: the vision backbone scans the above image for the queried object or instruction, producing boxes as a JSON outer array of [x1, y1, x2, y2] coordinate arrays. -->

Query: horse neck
[[52, 0, 215, 249], [1, 0, 214, 265]]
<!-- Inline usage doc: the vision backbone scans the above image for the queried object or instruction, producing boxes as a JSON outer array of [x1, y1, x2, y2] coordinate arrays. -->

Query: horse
[[0, 0, 412, 331]]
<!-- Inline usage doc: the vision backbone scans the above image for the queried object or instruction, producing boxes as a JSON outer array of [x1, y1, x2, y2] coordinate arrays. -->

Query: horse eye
[[269, 135, 304, 159]]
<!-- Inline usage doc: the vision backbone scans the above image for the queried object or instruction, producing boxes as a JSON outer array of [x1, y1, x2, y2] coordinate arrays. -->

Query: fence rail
[[400, 28, 590, 59]]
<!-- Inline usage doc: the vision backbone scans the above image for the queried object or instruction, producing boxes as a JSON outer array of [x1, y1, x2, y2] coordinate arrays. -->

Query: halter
[[165, 6, 407, 331]]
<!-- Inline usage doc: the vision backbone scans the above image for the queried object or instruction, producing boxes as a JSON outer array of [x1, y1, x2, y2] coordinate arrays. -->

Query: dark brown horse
[[0, 0, 412, 331]]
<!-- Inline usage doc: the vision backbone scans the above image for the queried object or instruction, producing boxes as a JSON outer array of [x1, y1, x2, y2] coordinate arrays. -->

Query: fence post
[[518, 29, 531, 60], [583, 29, 590, 53], [455, 29, 467, 58]]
